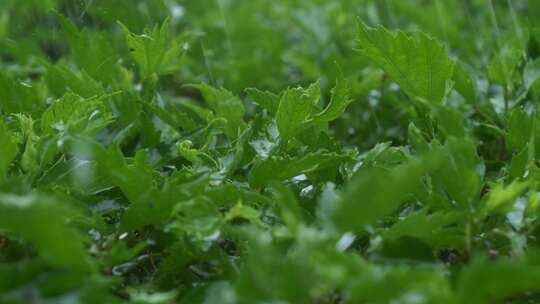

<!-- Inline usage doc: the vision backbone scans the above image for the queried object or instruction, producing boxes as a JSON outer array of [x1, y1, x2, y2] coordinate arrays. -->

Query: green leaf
[[506, 107, 534, 152], [523, 58, 540, 91], [190, 83, 246, 138], [221, 126, 253, 176], [276, 81, 320, 140], [356, 22, 454, 103], [145, 97, 199, 133], [249, 151, 347, 188], [0, 120, 17, 180], [487, 44, 522, 87], [65, 138, 174, 230], [58, 14, 120, 83], [0, 193, 90, 271], [506, 107, 536, 179], [44, 64, 105, 98], [458, 256, 540, 304], [169, 196, 222, 239], [224, 202, 264, 227], [119, 18, 183, 80], [452, 62, 476, 103], [349, 264, 456, 303], [483, 180, 530, 214], [14, 114, 39, 174], [508, 144, 530, 180], [41, 93, 114, 135], [408, 123, 430, 153], [332, 148, 443, 232], [432, 138, 483, 206], [245, 88, 280, 114], [434, 105, 466, 138], [382, 209, 464, 249], [312, 78, 353, 122], [270, 183, 304, 232], [0, 71, 43, 115], [176, 140, 218, 168]]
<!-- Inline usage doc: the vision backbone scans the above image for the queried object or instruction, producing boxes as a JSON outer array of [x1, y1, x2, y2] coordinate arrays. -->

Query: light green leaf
[[176, 140, 218, 168], [313, 78, 353, 122], [224, 202, 263, 227], [483, 180, 530, 214], [276, 81, 320, 140], [13, 114, 39, 174], [119, 18, 183, 79], [356, 22, 454, 103], [41, 93, 114, 135], [190, 83, 246, 138]]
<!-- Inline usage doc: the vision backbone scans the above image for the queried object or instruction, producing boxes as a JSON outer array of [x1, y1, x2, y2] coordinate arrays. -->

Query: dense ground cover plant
[[4, 0, 540, 303]]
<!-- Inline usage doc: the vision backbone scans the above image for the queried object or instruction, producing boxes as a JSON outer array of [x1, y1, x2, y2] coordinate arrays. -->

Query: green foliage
[[276, 81, 321, 141], [356, 22, 455, 103], [0, 121, 17, 180], [3, 1, 540, 303], [0, 193, 90, 271], [332, 148, 443, 232], [189, 83, 246, 138], [119, 18, 184, 82]]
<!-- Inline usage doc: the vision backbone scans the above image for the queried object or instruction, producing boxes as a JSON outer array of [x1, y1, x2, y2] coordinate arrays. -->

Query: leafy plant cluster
[[3, 0, 540, 303]]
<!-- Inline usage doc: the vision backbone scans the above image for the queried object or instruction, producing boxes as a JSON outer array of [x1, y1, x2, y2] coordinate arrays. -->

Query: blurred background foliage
[[1, 0, 539, 150]]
